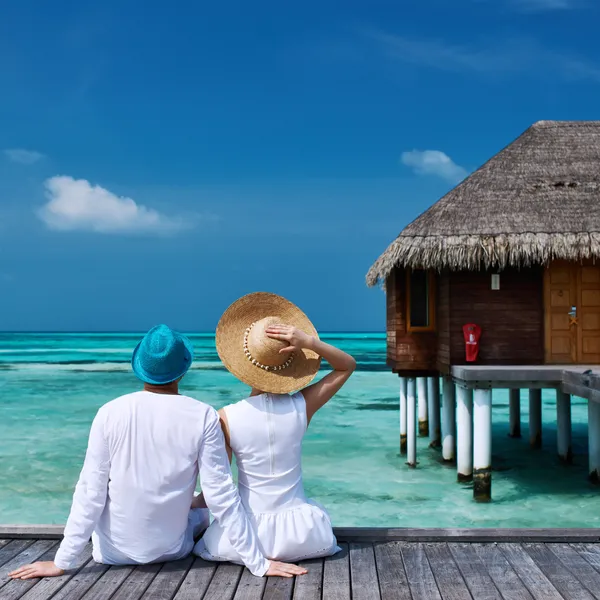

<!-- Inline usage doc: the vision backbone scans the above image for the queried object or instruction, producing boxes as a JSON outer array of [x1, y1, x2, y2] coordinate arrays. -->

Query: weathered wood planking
[[322, 543, 350, 600], [372, 542, 411, 600], [6, 538, 600, 599], [398, 542, 442, 600], [172, 558, 216, 600]]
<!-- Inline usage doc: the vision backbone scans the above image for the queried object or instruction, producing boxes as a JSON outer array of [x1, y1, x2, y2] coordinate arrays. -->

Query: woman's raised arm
[[265, 326, 356, 424]]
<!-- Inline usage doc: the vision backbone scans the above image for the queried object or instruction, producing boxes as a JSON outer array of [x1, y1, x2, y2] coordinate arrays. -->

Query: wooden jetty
[[4, 526, 600, 599], [366, 120, 600, 502]]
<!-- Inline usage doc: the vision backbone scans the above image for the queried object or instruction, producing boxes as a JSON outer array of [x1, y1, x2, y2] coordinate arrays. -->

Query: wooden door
[[577, 264, 600, 363], [544, 261, 600, 364]]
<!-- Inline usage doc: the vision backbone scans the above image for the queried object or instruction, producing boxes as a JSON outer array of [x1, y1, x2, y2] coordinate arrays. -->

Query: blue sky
[[1, 0, 599, 332]]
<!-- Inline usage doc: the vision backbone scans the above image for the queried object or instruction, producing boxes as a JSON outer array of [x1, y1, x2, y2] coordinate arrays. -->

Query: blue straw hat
[[132, 324, 194, 385]]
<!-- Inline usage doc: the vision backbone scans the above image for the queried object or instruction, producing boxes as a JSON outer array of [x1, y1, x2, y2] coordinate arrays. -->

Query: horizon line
[[0, 330, 386, 335]]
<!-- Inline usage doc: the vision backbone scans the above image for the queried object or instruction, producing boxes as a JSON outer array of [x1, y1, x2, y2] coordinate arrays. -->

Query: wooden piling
[[442, 376, 456, 462], [529, 389, 542, 449], [427, 376, 441, 448], [417, 377, 429, 436], [556, 390, 572, 464], [473, 389, 492, 502], [407, 377, 417, 468], [456, 386, 473, 482], [509, 389, 521, 438], [399, 377, 407, 455], [588, 400, 600, 483]]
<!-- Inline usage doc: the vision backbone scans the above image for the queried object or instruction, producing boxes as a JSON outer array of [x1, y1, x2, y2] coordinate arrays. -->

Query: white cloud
[[365, 30, 600, 83], [38, 176, 192, 234], [401, 150, 468, 184], [4, 149, 45, 165]]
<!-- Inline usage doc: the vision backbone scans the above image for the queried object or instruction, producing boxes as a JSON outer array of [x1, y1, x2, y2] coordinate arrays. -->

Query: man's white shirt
[[53, 391, 269, 576]]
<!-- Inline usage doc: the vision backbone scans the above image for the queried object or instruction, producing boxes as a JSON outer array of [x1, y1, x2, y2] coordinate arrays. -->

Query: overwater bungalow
[[367, 120, 600, 501]]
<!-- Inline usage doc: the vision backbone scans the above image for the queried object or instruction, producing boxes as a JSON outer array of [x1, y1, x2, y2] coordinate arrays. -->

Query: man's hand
[[9, 561, 65, 580], [265, 561, 308, 578]]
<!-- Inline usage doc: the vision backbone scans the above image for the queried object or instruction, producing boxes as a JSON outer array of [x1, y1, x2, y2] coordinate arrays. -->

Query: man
[[10, 325, 306, 580]]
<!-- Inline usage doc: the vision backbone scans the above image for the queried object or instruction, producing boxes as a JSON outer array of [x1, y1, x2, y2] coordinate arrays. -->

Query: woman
[[193, 292, 356, 564]]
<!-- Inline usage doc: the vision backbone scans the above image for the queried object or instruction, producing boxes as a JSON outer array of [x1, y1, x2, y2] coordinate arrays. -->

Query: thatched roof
[[367, 120, 600, 286]]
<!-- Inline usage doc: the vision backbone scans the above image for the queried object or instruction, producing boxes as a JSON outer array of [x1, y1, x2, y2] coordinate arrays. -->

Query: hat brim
[[131, 336, 194, 385], [216, 292, 321, 394]]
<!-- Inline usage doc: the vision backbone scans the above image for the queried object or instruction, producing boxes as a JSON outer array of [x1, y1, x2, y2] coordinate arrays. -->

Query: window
[[406, 269, 435, 331]]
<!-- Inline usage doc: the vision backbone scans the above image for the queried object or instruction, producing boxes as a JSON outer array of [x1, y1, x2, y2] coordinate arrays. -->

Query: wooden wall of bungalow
[[386, 266, 545, 375]]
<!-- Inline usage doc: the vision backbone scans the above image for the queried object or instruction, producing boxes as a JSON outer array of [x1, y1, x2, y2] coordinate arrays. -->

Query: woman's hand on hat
[[265, 325, 314, 354]]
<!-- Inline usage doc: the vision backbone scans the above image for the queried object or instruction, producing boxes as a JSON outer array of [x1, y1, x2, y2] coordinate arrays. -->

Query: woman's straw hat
[[216, 292, 321, 394]]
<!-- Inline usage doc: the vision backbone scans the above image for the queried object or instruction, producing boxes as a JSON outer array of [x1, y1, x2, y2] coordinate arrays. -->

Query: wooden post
[[473, 389, 492, 502], [556, 390, 572, 464], [529, 389, 542, 449], [399, 377, 407, 455], [456, 385, 473, 482], [427, 376, 441, 448], [417, 377, 429, 436], [588, 400, 600, 483], [442, 376, 456, 462], [509, 389, 521, 438], [407, 378, 417, 468]]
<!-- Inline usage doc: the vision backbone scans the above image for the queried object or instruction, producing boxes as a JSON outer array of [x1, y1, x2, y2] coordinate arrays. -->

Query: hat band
[[243, 322, 295, 372]]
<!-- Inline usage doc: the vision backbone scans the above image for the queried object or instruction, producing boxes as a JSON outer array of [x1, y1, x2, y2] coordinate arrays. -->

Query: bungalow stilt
[[441, 376, 456, 462], [588, 401, 600, 483], [399, 377, 408, 455], [406, 378, 417, 468], [529, 389, 542, 449], [456, 386, 473, 482], [556, 390, 572, 464], [427, 376, 441, 448], [509, 389, 521, 438], [417, 377, 428, 437], [473, 389, 492, 502]]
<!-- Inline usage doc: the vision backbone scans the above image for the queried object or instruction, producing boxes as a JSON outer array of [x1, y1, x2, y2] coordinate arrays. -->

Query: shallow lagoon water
[[1, 332, 598, 527]]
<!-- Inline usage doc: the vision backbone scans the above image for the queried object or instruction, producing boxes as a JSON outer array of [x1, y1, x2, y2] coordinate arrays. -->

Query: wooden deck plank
[[172, 557, 217, 600], [448, 543, 502, 600], [0, 540, 10, 549], [79, 565, 135, 600], [549, 544, 600, 599], [0, 541, 35, 569], [398, 542, 442, 600], [230, 567, 266, 600], [424, 543, 472, 600], [262, 574, 295, 600], [140, 556, 194, 600], [333, 528, 600, 543], [498, 543, 566, 600], [292, 558, 323, 600], [322, 543, 350, 600], [372, 542, 411, 600], [523, 543, 596, 600], [202, 563, 243, 600], [572, 544, 600, 573], [349, 543, 381, 600], [43, 559, 109, 600], [472, 543, 534, 600], [107, 563, 163, 600], [0, 540, 57, 588], [14, 544, 94, 600]]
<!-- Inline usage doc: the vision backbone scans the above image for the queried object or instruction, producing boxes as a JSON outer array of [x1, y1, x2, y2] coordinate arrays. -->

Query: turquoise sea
[[1, 332, 599, 528]]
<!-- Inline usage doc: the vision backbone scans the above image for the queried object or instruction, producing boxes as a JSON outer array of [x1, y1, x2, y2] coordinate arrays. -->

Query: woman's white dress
[[193, 392, 340, 563]]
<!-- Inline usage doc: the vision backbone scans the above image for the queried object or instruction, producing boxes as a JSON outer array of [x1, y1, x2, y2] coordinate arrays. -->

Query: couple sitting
[[10, 293, 356, 580]]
